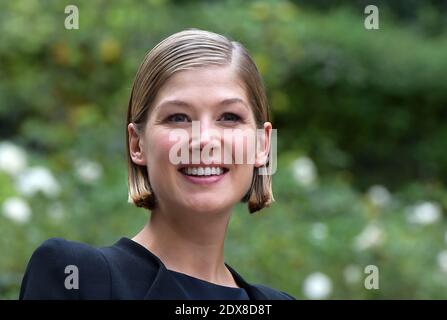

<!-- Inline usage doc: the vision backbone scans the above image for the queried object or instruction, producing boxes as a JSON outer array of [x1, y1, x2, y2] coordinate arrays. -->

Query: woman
[[19, 29, 294, 300]]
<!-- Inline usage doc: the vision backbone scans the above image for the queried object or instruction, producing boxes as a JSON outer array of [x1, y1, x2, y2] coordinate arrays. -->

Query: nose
[[190, 118, 221, 153]]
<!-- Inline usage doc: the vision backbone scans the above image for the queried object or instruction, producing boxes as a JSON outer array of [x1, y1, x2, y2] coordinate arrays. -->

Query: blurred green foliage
[[1, 0, 446, 299]]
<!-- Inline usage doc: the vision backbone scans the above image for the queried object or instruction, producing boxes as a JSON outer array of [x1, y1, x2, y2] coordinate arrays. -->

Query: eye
[[167, 113, 190, 123], [219, 113, 241, 122]]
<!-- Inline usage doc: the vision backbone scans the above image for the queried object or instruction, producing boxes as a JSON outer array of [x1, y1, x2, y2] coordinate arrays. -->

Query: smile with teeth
[[180, 166, 229, 176]]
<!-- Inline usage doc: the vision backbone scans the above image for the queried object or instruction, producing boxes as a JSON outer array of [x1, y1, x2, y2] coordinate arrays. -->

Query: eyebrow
[[155, 98, 250, 112]]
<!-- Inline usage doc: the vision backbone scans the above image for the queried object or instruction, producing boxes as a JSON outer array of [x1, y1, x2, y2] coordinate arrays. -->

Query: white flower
[[302, 272, 332, 299], [407, 202, 442, 226], [366, 185, 391, 208], [0, 141, 27, 176], [354, 223, 384, 251], [74, 159, 102, 184], [2, 197, 32, 224], [343, 264, 362, 284], [292, 156, 317, 187], [15, 166, 61, 198], [311, 223, 328, 241], [437, 250, 447, 273]]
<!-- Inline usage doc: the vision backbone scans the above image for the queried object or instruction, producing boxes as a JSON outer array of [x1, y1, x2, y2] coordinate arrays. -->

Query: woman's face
[[129, 65, 271, 215]]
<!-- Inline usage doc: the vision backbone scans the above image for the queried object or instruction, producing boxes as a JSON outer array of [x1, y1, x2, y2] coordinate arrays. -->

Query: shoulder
[[25, 237, 104, 264], [20, 238, 111, 299], [252, 284, 296, 300]]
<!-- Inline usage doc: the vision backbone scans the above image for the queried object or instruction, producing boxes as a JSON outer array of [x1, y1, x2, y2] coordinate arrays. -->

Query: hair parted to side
[[126, 28, 274, 214]]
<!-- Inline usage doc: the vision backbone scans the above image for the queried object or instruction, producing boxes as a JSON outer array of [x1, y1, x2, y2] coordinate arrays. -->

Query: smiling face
[[128, 65, 270, 215]]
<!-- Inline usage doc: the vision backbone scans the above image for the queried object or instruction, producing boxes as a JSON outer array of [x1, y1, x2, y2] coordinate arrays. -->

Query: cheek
[[146, 131, 177, 164], [225, 134, 255, 191], [227, 129, 257, 165], [145, 130, 179, 192]]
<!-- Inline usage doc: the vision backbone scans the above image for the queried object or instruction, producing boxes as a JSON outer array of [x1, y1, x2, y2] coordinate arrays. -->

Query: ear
[[254, 122, 272, 167], [128, 123, 147, 166]]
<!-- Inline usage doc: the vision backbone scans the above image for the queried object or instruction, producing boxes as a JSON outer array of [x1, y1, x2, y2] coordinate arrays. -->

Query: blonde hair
[[126, 29, 274, 214]]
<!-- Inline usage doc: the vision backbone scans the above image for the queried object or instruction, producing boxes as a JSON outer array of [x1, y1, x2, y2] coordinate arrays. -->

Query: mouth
[[178, 165, 229, 185], [178, 165, 230, 177]]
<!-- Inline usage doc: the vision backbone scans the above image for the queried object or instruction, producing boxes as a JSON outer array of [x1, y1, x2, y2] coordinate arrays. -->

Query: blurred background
[[1, 0, 447, 299]]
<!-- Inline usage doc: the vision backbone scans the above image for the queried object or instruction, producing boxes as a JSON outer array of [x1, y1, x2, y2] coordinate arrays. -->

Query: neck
[[132, 204, 238, 287]]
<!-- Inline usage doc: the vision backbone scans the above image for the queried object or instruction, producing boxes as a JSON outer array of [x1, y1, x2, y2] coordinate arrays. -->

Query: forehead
[[152, 65, 249, 108]]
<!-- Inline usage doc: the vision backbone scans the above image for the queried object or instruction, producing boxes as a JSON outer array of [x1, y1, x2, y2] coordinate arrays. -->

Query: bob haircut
[[126, 28, 274, 213]]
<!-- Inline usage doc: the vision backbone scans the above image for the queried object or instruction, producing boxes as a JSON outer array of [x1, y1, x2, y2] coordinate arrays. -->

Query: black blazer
[[19, 237, 295, 300]]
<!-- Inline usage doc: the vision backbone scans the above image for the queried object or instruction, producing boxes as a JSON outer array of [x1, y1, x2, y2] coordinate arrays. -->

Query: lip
[[177, 163, 229, 171], [178, 167, 229, 185]]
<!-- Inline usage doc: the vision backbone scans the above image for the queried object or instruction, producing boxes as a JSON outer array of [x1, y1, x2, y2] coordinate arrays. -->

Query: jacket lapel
[[144, 263, 190, 299], [225, 263, 269, 300], [116, 238, 269, 300], [143, 261, 269, 300]]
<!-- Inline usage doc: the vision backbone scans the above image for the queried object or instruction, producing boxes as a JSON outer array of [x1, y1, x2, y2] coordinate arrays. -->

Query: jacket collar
[[115, 238, 268, 300], [143, 261, 269, 300]]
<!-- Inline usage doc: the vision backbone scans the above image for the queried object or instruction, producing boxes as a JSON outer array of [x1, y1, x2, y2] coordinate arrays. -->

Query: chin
[[183, 195, 234, 214]]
